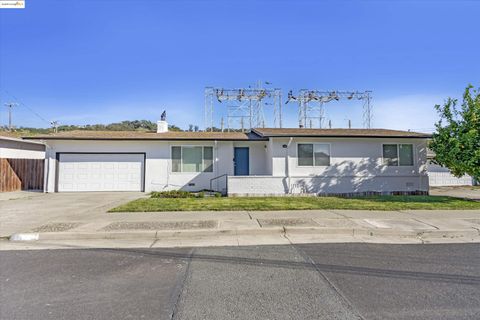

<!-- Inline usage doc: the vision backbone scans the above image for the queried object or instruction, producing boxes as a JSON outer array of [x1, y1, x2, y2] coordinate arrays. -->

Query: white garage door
[[58, 153, 144, 192]]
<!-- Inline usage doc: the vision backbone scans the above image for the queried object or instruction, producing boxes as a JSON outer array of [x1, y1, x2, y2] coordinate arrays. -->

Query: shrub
[[150, 190, 195, 198], [150, 190, 223, 198]]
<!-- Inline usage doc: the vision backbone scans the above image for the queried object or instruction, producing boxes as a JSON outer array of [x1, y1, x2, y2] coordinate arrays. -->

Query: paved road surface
[[1, 243, 479, 320]]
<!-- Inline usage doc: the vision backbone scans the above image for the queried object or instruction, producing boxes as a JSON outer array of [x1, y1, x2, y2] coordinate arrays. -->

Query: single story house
[[24, 121, 431, 196], [1, 134, 45, 159]]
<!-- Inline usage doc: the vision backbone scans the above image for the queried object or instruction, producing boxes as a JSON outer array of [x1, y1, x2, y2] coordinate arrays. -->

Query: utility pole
[[50, 120, 59, 133], [4, 103, 18, 131]]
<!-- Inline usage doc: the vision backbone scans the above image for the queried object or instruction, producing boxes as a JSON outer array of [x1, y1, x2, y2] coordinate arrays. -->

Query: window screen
[[203, 147, 213, 172], [298, 144, 330, 166], [383, 144, 399, 166], [399, 144, 413, 166], [172, 146, 181, 172], [182, 146, 203, 172], [171, 146, 214, 172], [298, 144, 314, 166], [314, 144, 330, 166]]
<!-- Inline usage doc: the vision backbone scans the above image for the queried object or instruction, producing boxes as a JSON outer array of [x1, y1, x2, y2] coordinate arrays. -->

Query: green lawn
[[109, 195, 480, 212]]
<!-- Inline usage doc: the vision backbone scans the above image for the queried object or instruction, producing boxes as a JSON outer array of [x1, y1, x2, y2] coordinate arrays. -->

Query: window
[[298, 144, 313, 166], [298, 143, 330, 166], [383, 144, 413, 166], [383, 144, 398, 166], [171, 146, 214, 172]]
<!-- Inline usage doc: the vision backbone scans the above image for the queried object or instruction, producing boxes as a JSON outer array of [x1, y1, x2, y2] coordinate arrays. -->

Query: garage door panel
[[58, 154, 144, 192]]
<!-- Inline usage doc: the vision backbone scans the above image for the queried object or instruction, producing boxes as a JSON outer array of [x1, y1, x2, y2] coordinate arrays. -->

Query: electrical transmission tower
[[286, 90, 372, 128], [204, 82, 282, 132], [4, 103, 18, 131]]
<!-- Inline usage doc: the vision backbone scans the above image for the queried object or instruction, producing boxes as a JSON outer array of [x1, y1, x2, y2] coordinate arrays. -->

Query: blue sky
[[0, 0, 479, 132]]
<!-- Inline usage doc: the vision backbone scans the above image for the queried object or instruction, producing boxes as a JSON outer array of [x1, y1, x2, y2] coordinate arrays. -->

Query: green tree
[[430, 85, 480, 179]]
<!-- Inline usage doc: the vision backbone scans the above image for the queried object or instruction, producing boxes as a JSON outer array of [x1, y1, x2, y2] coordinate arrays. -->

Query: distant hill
[[1, 120, 244, 136], [0, 120, 184, 136]]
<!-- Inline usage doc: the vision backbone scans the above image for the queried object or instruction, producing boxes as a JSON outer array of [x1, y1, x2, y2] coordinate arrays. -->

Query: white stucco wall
[[43, 139, 269, 193], [270, 137, 428, 177], [0, 139, 45, 159], [43, 136, 430, 195], [232, 141, 269, 175], [228, 137, 430, 196], [228, 175, 429, 196]]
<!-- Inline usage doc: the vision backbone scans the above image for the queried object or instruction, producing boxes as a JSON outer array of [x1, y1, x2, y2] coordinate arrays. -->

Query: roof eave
[[253, 134, 432, 139], [1, 136, 46, 145], [23, 137, 268, 141]]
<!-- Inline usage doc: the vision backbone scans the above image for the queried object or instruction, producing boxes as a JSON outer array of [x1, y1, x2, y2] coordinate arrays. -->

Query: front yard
[[109, 195, 480, 212]]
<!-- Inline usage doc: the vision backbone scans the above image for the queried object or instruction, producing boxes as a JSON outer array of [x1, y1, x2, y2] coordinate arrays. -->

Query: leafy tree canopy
[[1, 120, 186, 134], [430, 85, 480, 178]]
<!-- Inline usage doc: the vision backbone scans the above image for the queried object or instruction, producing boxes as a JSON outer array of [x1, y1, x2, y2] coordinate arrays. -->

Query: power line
[[1, 89, 51, 125], [4, 102, 18, 131]]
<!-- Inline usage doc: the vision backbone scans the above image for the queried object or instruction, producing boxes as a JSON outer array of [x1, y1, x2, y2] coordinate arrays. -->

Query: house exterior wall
[[43, 136, 429, 195], [43, 139, 269, 193], [0, 139, 45, 159], [228, 137, 430, 196], [232, 141, 269, 175]]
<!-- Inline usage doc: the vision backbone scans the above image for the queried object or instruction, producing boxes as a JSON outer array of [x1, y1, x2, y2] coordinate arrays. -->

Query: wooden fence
[[0, 158, 44, 192]]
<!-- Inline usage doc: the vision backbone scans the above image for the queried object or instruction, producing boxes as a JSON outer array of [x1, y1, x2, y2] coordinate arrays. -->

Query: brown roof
[[253, 128, 432, 138], [23, 128, 431, 141], [24, 130, 267, 141]]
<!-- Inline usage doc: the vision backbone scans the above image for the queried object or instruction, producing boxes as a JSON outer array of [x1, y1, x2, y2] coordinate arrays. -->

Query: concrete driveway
[[0, 192, 145, 238], [430, 186, 480, 201]]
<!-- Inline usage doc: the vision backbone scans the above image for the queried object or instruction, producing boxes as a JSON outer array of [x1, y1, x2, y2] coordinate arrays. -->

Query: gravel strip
[[103, 221, 218, 231], [32, 223, 83, 233]]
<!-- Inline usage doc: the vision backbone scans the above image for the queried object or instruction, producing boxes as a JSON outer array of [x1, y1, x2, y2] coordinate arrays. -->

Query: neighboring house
[[427, 149, 474, 186], [0, 134, 46, 192], [24, 120, 431, 196], [0, 135, 45, 159]]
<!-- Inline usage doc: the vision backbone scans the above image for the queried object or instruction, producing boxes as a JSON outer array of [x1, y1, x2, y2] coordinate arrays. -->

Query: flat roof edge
[[23, 137, 269, 141], [1, 136, 46, 145], [265, 134, 432, 139]]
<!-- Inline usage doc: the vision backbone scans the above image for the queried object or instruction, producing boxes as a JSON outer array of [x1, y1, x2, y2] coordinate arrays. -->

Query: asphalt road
[[1, 243, 479, 320]]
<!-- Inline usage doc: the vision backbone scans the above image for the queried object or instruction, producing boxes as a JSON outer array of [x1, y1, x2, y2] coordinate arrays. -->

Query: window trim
[[170, 145, 214, 173], [382, 143, 415, 167], [296, 142, 331, 167]]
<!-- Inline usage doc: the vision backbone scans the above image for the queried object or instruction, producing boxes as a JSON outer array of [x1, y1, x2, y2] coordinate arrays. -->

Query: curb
[[10, 233, 40, 241], [9, 227, 285, 242], [8, 226, 480, 242]]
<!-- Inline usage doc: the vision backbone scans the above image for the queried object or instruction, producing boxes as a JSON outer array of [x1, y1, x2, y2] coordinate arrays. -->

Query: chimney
[[157, 120, 168, 133], [157, 110, 168, 133]]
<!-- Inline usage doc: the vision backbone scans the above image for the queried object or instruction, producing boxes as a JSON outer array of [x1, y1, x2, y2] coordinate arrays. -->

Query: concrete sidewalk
[[3, 208, 480, 250], [430, 186, 480, 201]]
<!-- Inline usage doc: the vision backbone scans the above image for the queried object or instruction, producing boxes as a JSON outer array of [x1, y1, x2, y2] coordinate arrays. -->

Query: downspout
[[417, 139, 429, 194], [166, 142, 171, 190], [285, 137, 293, 194], [43, 141, 50, 193], [214, 140, 218, 191]]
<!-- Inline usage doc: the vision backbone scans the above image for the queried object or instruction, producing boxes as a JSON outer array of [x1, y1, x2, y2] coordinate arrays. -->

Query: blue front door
[[234, 147, 249, 176]]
